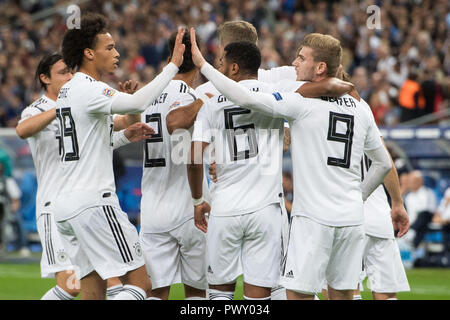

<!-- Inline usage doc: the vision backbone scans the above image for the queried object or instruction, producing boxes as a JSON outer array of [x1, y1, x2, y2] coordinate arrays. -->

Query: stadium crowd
[[0, 0, 449, 128]]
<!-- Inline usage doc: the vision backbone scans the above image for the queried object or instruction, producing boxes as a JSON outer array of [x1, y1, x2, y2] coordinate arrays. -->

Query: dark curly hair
[[168, 29, 200, 74], [35, 53, 63, 89], [223, 41, 261, 77], [62, 13, 108, 70]]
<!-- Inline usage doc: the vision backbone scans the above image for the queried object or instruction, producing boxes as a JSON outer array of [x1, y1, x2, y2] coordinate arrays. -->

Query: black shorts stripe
[[53, 286, 71, 300], [107, 206, 133, 262], [103, 206, 129, 263], [46, 215, 56, 265]]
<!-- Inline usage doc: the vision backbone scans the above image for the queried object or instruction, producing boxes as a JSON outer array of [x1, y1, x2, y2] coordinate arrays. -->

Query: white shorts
[[280, 216, 365, 294], [36, 213, 74, 278], [206, 203, 282, 288], [361, 235, 410, 293], [56, 205, 145, 280], [139, 218, 207, 290]]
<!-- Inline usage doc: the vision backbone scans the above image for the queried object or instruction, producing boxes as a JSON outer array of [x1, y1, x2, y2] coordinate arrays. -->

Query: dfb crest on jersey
[[57, 249, 68, 262], [133, 242, 142, 257], [103, 88, 116, 98]]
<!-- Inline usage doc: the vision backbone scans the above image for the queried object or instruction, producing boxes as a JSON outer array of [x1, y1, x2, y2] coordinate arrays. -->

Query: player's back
[[20, 95, 60, 211], [140, 80, 206, 233], [286, 93, 382, 226], [54, 72, 117, 221], [194, 80, 285, 216]]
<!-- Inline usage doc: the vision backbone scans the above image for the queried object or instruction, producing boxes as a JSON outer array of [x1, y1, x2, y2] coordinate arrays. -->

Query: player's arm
[[297, 78, 354, 98], [113, 80, 142, 130], [108, 28, 185, 115], [112, 122, 154, 150], [361, 145, 391, 201], [166, 98, 207, 135], [379, 138, 410, 237], [16, 108, 56, 139], [187, 141, 211, 233]]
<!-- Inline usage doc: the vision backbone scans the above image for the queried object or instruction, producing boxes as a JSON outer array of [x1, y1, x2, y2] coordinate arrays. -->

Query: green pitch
[[0, 262, 449, 300]]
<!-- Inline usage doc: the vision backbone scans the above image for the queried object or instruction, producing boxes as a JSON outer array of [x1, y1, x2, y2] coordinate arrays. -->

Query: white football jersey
[[265, 91, 383, 226], [53, 72, 120, 221], [192, 79, 285, 216], [19, 95, 61, 216], [361, 154, 395, 239], [140, 80, 210, 233], [196, 66, 298, 96]]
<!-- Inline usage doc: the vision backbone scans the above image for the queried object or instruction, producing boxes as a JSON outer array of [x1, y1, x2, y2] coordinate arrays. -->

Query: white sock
[[106, 284, 123, 300], [208, 289, 234, 300], [314, 295, 321, 300], [271, 286, 287, 300], [146, 297, 162, 300], [387, 298, 398, 300], [113, 285, 146, 300], [41, 286, 75, 300], [353, 295, 362, 300], [244, 295, 270, 300]]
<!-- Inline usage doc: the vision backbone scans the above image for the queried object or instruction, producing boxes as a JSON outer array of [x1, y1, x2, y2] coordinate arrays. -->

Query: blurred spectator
[[0, 0, 448, 127], [404, 170, 437, 250], [432, 187, 450, 252], [0, 162, 24, 256]]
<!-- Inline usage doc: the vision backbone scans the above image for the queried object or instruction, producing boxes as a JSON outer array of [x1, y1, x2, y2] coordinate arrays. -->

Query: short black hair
[[168, 29, 200, 74], [62, 12, 108, 70], [35, 53, 63, 89], [223, 41, 261, 76]]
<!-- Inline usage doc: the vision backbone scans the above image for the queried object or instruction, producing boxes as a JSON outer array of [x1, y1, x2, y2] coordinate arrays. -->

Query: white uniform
[[360, 143, 410, 293], [139, 80, 208, 290], [193, 79, 285, 288], [256, 91, 383, 294], [19, 95, 74, 278], [53, 72, 144, 280], [196, 66, 297, 96]]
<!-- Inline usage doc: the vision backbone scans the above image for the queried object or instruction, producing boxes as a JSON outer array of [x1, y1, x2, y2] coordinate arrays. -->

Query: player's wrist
[[192, 196, 205, 206]]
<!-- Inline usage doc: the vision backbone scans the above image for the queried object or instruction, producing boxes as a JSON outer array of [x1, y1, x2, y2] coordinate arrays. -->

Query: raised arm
[[16, 108, 56, 139], [110, 28, 185, 114]]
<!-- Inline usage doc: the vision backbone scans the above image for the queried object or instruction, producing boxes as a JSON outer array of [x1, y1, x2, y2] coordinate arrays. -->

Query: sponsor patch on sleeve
[[169, 101, 181, 110], [103, 88, 116, 98], [272, 92, 283, 101]]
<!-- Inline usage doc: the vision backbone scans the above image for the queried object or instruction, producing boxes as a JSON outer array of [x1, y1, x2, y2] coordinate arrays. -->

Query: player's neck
[[44, 89, 57, 102], [312, 74, 328, 82], [173, 70, 197, 87], [233, 74, 257, 83], [79, 65, 101, 81]]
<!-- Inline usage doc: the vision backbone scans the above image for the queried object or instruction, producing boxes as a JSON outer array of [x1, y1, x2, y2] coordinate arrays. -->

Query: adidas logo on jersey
[[285, 270, 294, 278], [207, 266, 213, 274]]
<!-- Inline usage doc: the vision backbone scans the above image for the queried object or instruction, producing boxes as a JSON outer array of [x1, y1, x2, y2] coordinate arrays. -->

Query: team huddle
[[16, 13, 411, 300]]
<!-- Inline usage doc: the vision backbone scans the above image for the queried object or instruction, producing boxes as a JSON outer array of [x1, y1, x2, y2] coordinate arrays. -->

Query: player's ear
[[231, 63, 239, 76], [39, 73, 51, 87], [316, 62, 327, 76], [84, 48, 95, 61]]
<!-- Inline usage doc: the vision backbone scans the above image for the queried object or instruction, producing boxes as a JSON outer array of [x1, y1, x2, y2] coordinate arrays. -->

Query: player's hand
[[391, 203, 410, 238], [124, 122, 155, 142], [118, 80, 139, 94], [190, 27, 206, 68], [170, 27, 186, 67], [194, 202, 210, 233], [208, 162, 217, 183]]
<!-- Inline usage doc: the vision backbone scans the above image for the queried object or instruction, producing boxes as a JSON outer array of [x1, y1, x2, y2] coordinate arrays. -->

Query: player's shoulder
[[22, 95, 55, 118], [272, 80, 306, 93]]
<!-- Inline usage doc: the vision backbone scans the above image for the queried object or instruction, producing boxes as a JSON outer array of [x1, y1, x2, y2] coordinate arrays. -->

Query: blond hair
[[218, 21, 258, 46], [299, 33, 342, 77]]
